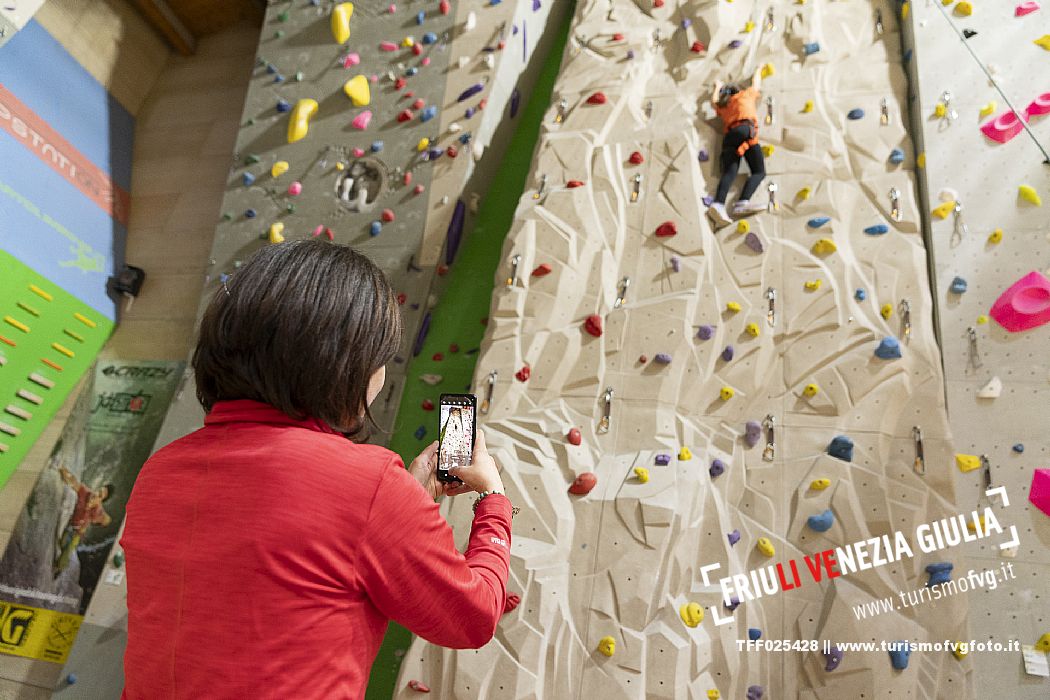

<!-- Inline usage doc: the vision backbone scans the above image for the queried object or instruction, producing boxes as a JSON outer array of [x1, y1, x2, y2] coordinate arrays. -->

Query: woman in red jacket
[[121, 240, 514, 699]]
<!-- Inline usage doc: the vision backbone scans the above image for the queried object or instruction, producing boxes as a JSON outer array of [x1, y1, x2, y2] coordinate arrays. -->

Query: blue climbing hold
[[242, 172, 255, 186], [371, 140, 384, 152], [417, 10, 426, 24], [422, 31, 438, 44], [245, 208, 257, 219], [414, 425, 426, 440], [903, 48, 913, 63], [406, 67, 419, 76], [710, 459, 726, 477], [803, 42, 820, 55], [459, 133, 472, 144], [370, 221, 382, 236], [807, 509, 834, 532], [925, 562, 953, 587], [490, 0, 502, 4], [807, 216, 831, 228], [420, 106, 438, 122], [721, 345, 734, 361], [828, 435, 854, 462], [950, 276, 968, 294], [273, 73, 285, 83], [889, 148, 905, 164], [1013, 443, 1025, 453], [847, 108, 865, 120], [748, 628, 762, 640], [889, 642, 911, 670], [697, 325, 714, 340], [855, 288, 866, 301], [875, 336, 903, 359], [67, 674, 77, 685], [864, 224, 889, 235], [276, 99, 291, 112]]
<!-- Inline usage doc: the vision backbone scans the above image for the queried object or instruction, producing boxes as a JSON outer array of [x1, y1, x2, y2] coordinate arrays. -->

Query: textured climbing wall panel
[[906, 0, 1050, 696], [397, 0, 974, 697]]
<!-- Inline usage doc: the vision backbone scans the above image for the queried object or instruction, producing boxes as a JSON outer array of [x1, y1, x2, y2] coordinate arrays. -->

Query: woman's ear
[[365, 366, 386, 408]]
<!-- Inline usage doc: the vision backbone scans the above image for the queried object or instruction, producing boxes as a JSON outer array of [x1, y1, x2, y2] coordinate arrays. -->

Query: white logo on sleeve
[[490, 537, 507, 548]]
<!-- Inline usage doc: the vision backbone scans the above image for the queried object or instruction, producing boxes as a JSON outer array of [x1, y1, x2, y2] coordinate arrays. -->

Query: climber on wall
[[707, 67, 767, 228]]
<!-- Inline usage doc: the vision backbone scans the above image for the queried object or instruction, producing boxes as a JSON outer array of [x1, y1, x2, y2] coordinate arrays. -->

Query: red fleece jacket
[[121, 399, 512, 699]]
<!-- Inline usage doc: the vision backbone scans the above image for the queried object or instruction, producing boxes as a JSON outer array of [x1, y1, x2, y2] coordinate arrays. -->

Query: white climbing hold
[[472, 142, 485, 161], [938, 188, 957, 202], [484, 54, 495, 69], [465, 11, 477, 31], [457, 56, 470, 69], [976, 376, 1002, 398], [449, 122, 462, 133]]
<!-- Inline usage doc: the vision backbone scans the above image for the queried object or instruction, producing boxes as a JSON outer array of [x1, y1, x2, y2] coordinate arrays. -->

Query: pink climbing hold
[[287, 181, 302, 196], [989, 270, 1050, 332], [413, 184, 425, 194], [980, 110, 1026, 143], [1016, 1, 1040, 16], [380, 41, 398, 52], [351, 111, 372, 130], [352, 147, 365, 157], [1027, 92, 1050, 116], [1030, 469, 1050, 517], [421, 57, 431, 66], [343, 53, 360, 67], [387, 3, 396, 13]]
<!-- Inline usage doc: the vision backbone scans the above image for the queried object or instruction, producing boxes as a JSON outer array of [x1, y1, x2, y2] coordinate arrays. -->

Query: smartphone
[[436, 393, 476, 483]]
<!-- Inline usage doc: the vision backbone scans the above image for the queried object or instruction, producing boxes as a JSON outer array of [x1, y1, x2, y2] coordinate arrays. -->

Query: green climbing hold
[[222, 212, 233, 221], [295, 71, 304, 82], [245, 154, 261, 164], [286, 204, 296, 214], [246, 118, 256, 126], [277, 11, 289, 21], [274, 30, 285, 38]]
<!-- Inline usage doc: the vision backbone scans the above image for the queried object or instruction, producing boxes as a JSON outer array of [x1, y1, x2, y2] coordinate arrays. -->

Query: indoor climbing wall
[[905, 0, 1050, 696], [398, 0, 975, 697]]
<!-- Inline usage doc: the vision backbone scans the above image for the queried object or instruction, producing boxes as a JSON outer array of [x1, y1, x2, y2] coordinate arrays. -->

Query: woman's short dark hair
[[193, 240, 403, 439], [718, 84, 741, 107]]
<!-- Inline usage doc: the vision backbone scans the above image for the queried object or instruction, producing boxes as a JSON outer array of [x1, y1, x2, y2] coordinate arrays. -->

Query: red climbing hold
[[421, 399, 434, 411], [405, 91, 414, 99], [584, 314, 603, 337], [587, 91, 607, 105], [515, 365, 531, 382], [655, 221, 677, 237], [412, 44, 423, 56], [413, 184, 425, 195], [432, 352, 444, 361], [612, 32, 624, 41], [567, 428, 582, 445], [568, 472, 598, 495], [403, 171, 413, 185], [629, 151, 644, 164], [481, 317, 489, 325], [503, 593, 521, 614], [397, 293, 407, 305], [412, 98, 425, 110], [395, 77, 407, 89], [324, 227, 334, 241], [654, 0, 664, 7], [447, 146, 458, 158], [436, 264, 449, 275], [439, 0, 450, 15], [691, 41, 706, 53], [407, 680, 431, 693], [638, 354, 648, 363], [566, 180, 584, 188], [478, 98, 488, 110], [381, 209, 395, 222], [398, 109, 414, 122], [449, 343, 459, 353], [532, 263, 552, 277]]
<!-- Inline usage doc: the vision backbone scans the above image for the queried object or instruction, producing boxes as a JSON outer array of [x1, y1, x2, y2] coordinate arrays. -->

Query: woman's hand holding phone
[[408, 430, 502, 499]]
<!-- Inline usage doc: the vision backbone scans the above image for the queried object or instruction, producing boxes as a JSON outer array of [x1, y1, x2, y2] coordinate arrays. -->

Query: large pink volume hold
[[989, 270, 1050, 332]]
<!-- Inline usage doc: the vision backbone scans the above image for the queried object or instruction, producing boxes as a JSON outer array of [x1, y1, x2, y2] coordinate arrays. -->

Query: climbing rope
[[931, 0, 1050, 165]]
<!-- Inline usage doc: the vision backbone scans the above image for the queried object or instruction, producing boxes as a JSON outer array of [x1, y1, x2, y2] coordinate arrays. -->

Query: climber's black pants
[[715, 121, 766, 204]]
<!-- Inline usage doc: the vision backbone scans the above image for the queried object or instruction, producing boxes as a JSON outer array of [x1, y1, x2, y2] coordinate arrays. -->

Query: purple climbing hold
[[276, 99, 292, 112], [727, 529, 741, 545], [702, 195, 714, 206], [445, 199, 466, 264], [698, 148, 710, 162], [413, 312, 432, 356], [747, 686, 764, 700], [465, 107, 477, 119], [697, 324, 714, 340], [744, 231, 764, 252], [725, 595, 741, 611], [427, 148, 443, 160], [654, 352, 672, 364], [721, 345, 734, 361], [458, 83, 485, 102], [626, 49, 635, 60], [681, 18, 692, 29], [655, 453, 671, 466], [744, 420, 762, 448], [709, 459, 726, 477], [824, 644, 843, 671], [510, 88, 521, 118], [728, 39, 743, 49], [533, 0, 541, 10], [670, 256, 680, 272]]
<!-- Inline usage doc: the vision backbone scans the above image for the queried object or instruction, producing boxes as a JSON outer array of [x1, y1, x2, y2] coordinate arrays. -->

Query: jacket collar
[[204, 399, 341, 436]]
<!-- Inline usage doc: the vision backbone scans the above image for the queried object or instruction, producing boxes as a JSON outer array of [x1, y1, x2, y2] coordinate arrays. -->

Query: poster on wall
[[0, 360, 182, 664]]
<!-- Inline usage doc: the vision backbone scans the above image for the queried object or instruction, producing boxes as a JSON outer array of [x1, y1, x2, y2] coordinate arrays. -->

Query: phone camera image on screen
[[438, 395, 475, 482]]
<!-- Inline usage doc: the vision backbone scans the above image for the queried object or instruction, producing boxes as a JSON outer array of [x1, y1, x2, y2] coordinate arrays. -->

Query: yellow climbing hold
[[707, 691, 721, 700], [811, 238, 837, 255], [761, 63, 775, 79], [1036, 35, 1050, 51], [952, 641, 969, 659], [761, 144, 775, 157], [268, 222, 285, 244], [810, 478, 831, 490], [1019, 185, 1042, 206], [271, 161, 289, 178], [804, 279, 822, 291], [1035, 633, 1050, 653], [941, 0, 954, 5], [287, 98, 318, 143], [745, 322, 760, 337], [756, 537, 775, 557], [881, 303, 893, 320], [931, 200, 956, 219], [720, 386, 735, 401], [726, 301, 741, 313], [343, 74, 370, 106], [597, 636, 616, 656], [979, 101, 996, 118], [401, 36, 415, 48], [934, 103, 947, 118], [955, 453, 983, 472], [796, 186, 812, 200], [330, 2, 354, 44], [917, 152, 926, 168], [976, 314, 989, 325], [417, 137, 431, 152], [901, 1, 910, 19], [743, 20, 756, 32], [988, 228, 1003, 244], [967, 514, 985, 532], [954, 0, 972, 16], [737, 220, 750, 234], [803, 383, 820, 397], [679, 446, 692, 461], [802, 100, 814, 113], [680, 602, 704, 628], [634, 466, 650, 483]]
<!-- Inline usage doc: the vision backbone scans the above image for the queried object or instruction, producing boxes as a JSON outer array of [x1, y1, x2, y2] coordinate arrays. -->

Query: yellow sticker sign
[[0, 602, 82, 664]]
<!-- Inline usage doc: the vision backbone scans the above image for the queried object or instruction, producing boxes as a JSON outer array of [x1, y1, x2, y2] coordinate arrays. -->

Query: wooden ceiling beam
[[132, 0, 196, 56]]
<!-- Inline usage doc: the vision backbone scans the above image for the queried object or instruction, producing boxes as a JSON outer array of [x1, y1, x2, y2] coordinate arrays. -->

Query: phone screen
[[437, 394, 475, 483]]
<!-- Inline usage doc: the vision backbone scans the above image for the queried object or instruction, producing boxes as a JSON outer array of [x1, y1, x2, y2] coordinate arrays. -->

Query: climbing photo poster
[[0, 360, 182, 664]]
